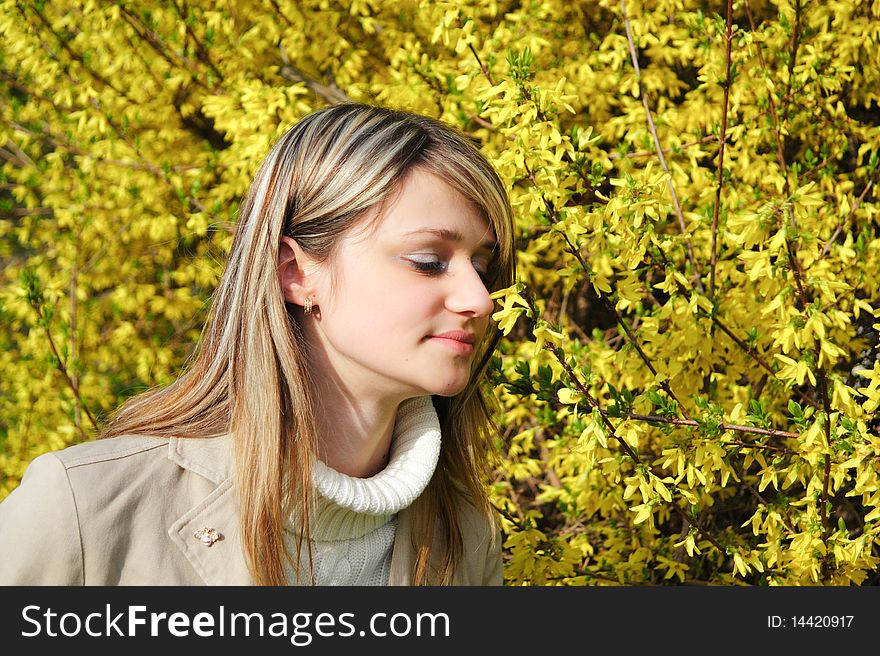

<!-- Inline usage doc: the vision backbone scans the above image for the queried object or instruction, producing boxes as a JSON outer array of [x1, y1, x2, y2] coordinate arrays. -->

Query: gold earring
[[303, 297, 313, 314]]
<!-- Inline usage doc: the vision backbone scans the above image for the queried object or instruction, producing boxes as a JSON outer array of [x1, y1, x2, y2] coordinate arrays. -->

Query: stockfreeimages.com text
[[21, 604, 450, 646]]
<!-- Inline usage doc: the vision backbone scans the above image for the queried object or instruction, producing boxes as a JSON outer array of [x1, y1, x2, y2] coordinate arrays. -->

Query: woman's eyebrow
[[402, 227, 497, 251]]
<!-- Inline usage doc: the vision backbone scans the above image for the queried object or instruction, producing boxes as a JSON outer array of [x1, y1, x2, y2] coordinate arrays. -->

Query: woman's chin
[[424, 378, 470, 398]]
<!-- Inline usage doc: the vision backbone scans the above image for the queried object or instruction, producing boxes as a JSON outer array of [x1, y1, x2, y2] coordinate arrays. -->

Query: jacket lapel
[[166, 436, 253, 585]]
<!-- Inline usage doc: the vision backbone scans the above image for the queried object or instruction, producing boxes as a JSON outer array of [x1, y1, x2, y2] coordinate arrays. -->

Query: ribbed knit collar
[[301, 396, 442, 541]]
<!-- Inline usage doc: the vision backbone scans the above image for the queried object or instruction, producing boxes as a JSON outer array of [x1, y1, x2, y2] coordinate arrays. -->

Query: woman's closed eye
[[406, 254, 492, 283], [407, 254, 447, 275]]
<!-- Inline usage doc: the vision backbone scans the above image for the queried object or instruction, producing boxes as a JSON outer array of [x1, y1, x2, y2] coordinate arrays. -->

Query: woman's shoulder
[[7, 433, 234, 507], [34, 432, 232, 476], [48, 433, 170, 468], [3, 435, 170, 498]]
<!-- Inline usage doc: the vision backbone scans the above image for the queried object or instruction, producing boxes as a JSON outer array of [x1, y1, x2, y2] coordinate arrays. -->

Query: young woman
[[0, 103, 516, 585]]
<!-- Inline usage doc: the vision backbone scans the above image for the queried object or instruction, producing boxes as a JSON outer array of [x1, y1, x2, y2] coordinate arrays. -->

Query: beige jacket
[[0, 434, 502, 585]]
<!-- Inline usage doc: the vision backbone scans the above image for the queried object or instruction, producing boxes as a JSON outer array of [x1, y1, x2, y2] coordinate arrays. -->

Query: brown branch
[[468, 43, 496, 86], [490, 500, 532, 533], [469, 113, 496, 132], [267, 0, 295, 26], [2, 135, 37, 168], [785, 237, 808, 311], [785, 0, 803, 103], [706, 312, 818, 409], [0, 208, 54, 218], [547, 150, 819, 413], [2, 117, 195, 173], [819, 180, 874, 259], [751, 0, 834, 541], [743, 1, 788, 187], [70, 229, 82, 434], [87, 98, 162, 176], [621, 0, 705, 295], [279, 45, 350, 105], [119, 28, 166, 92], [550, 222, 691, 420], [546, 342, 728, 555], [611, 98, 788, 162], [618, 412, 799, 443], [516, 152, 703, 423], [0, 146, 33, 169], [637, 244, 819, 410], [28, 4, 135, 103], [743, 8, 832, 544], [710, 0, 734, 302], [610, 134, 717, 160], [170, 0, 224, 84], [1, 117, 85, 156], [28, 296, 98, 436], [116, 3, 193, 72], [782, 237, 834, 543], [546, 345, 638, 462], [0, 69, 82, 115], [818, 373, 833, 540], [726, 439, 791, 453]]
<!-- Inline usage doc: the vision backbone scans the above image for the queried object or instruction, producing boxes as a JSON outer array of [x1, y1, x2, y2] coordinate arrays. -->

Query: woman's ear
[[278, 236, 315, 306]]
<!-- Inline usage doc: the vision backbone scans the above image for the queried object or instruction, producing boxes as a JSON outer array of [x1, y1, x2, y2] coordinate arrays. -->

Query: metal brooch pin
[[194, 527, 221, 546]]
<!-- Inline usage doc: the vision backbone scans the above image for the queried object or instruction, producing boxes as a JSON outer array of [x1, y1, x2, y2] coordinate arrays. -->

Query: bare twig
[[705, 312, 818, 409], [88, 98, 162, 176], [746, 0, 834, 541], [785, 0, 804, 103], [558, 234, 691, 419], [170, 0, 224, 83], [70, 229, 82, 434], [743, 2, 789, 181], [621, 0, 705, 294], [710, 0, 735, 302], [267, 0, 295, 26], [610, 134, 718, 160], [1, 117, 196, 174], [0, 69, 81, 115], [28, 295, 99, 436], [819, 180, 874, 258], [818, 372, 833, 539], [279, 44, 350, 105], [468, 43, 496, 86], [0, 143, 35, 168], [115, 1, 206, 84], [546, 341, 728, 555], [618, 412, 799, 442], [27, 4, 135, 103]]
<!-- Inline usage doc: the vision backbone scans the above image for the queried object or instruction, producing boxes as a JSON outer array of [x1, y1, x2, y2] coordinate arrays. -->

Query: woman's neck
[[301, 316, 422, 478], [313, 390, 402, 478]]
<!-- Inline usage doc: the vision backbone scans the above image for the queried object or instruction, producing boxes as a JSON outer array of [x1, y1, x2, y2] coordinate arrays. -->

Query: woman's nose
[[446, 261, 494, 317]]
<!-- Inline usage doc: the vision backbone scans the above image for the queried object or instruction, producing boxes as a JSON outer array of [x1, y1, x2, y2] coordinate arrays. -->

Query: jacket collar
[[167, 433, 234, 484], [165, 435, 252, 585]]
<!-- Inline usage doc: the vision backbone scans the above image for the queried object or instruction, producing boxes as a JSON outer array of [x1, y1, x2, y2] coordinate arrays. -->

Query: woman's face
[[301, 167, 497, 403]]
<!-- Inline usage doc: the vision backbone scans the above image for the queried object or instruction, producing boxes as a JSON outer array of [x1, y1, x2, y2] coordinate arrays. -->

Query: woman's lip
[[428, 336, 475, 354], [431, 331, 475, 343]]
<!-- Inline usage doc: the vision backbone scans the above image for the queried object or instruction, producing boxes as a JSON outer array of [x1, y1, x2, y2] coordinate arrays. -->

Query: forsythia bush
[[1, 0, 878, 585]]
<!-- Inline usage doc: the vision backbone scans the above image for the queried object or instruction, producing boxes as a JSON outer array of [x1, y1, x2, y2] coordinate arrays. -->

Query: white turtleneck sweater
[[285, 396, 442, 586]]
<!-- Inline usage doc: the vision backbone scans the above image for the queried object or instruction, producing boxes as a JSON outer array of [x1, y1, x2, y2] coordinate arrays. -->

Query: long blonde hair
[[101, 103, 516, 584]]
